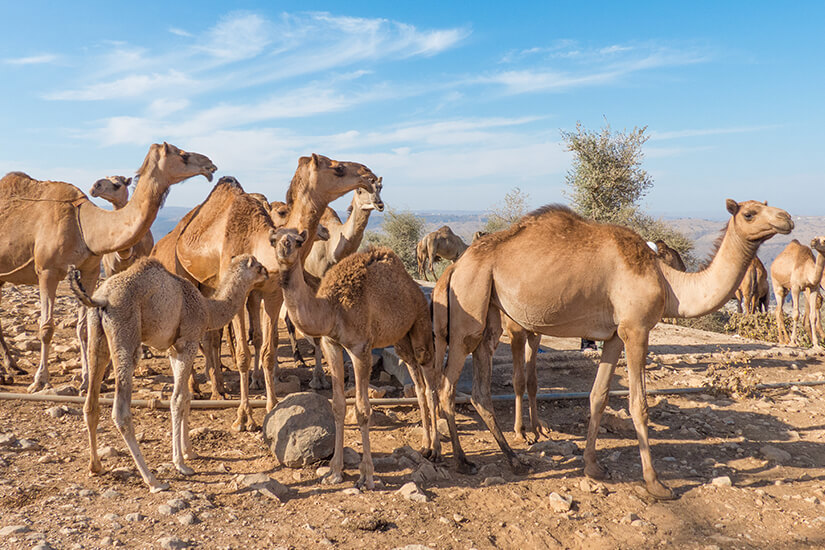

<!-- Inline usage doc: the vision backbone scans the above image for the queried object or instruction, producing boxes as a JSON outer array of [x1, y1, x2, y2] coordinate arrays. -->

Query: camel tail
[[67, 266, 106, 309]]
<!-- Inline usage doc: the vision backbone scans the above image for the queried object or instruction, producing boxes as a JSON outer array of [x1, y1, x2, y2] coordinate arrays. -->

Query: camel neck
[[78, 167, 169, 255], [336, 204, 372, 260], [660, 220, 760, 318], [206, 271, 253, 331], [279, 262, 334, 337], [811, 251, 825, 287]]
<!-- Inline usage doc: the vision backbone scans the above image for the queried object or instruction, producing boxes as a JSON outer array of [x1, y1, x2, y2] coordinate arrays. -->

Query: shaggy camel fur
[[69, 255, 267, 492], [417, 225, 469, 281], [432, 200, 792, 500], [771, 238, 825, 348], [89, 176, 155, 276], [0, 143, 215, 389], [276, 229, 437, 489], [734, 257, 769, 314], [152, 155, 380, 431], [654, 240, 686, 271]]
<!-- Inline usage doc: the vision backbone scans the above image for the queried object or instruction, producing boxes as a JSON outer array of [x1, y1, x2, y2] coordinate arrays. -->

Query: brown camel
[[275, 229, 438, 489], [432, 200, 792, 500], [89, 176, 155, 276], [69, 255, 267, 492], [654, 240, 686, 271], [734, 257, 769, 314], [417, 225, 469, 281], [152, 155, 380, 431], [0, 143, 215, 389], [771, 237, 825, 348]]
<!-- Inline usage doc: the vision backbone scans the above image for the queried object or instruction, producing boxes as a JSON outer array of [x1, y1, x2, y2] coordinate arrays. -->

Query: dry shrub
[[703, 352, 760, 398], [671, 310, 731, 333], [724, 312, 813, 347]]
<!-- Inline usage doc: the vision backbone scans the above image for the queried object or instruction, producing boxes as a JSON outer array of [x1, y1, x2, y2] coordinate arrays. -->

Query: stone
[[0, 525, 30, 536], [101, 489, 120, 499], [0, 433, 17, 448], [548, 492, 573, 513], [712, 476, 732, 487], [157, 505, 174, 516], [274, 375, 301, 396], [236, 473, 292, 501], [99, 446, 119, 459], [166, 499, 188, 512], [18, 438, 38, 450], [111, 467, 133, 481], [124, 513, 143, 522], [262, 392, 335, 468], [760, 445, 792, 464], [528, 440, 578, 457], [342, 447, 361, 468], [411, 462, 439, 483], [621, 513, 640, 524], [178, 512, 199, 525], [481, 476, 506, 486], [396, 482, 428, 503], [159, 536, 189, 550]]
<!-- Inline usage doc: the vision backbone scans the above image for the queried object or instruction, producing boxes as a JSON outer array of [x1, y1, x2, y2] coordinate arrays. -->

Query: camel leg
[[469, 311, 529, 474], [0, 283, 22, 384], [169, 343, 198, 475], [790, 288, 801, 346], [619, 323, 674, 500], [197, 330, 226, 399], [284, 314, 309, 368], [75, 267, 98, 393], [309, 337, 330, 389], [774, 285, 789, 344], [583, 334, 623, 480], [816, 292, 825, 341], [805, 288, 821, 350], [259, 292, 283, 412], [320, 337, 346, 485], [524, 331, 548, 440], [246, 295, 264, 390], [84, 308, 110, 476], [396, 336, 434, 458], [231, 312, 256, 432], [28, 269, 60, 392], [439, 346, 475, 473], [350, 346, 376, 490], [428, 253, 437, 282], [510, 328, 529, 442]]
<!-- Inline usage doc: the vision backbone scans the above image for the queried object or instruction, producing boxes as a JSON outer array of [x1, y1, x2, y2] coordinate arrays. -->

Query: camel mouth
[[775, 219, 794, 234]]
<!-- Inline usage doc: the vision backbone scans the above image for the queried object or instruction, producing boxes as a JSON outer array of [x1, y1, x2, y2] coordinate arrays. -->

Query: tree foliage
[[483, 187, 530, 233], [361, 208, 424, 274]]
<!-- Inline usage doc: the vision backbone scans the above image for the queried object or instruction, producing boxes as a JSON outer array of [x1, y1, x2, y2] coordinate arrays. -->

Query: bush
[[483, 187, 529, 234], [361, 209, 424, 275]]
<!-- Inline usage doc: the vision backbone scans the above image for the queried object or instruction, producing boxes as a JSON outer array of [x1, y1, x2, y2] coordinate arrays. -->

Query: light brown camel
[[275, 229, 438, 489], [417, 225, 469, 281], [152, 155, 381, 431], [734, 257, 769, 314], [771, 237, 825, 348], [432, 200, 792, 500], [69, 255, 267, 492], [89, 176, 155, 276], [0, 143, 216, 389], [654, 240, 686, 271], [288, 183, 385, 388]]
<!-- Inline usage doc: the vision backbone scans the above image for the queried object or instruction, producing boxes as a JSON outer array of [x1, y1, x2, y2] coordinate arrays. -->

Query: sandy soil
[[2, 282, 825, 549]]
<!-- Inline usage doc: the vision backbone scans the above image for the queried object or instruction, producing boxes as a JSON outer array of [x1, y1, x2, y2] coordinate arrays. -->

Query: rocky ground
[[2, 282, 825, 549]]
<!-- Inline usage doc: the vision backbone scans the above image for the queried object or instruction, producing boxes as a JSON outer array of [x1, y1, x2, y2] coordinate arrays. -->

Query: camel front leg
[[284, 314, 309, 369], [260, 292, 284, 412], [320, 337, 346, 485], [524, 331, 548, 440], [774, 286, 789, 344], [246, 293, 264, 390], [396, 336, 435, 458], [75, 267, 99, 393], [618, 323, 674, 500], [350, 347, 376, 490], [170, 343, 198, 475], [510, 328, 528, 442], [790, 289, 801, 346], [28, 269, 60, 392], [309, 337, 330, 390], [84, 308, 109, 476], [583, 335, 623, 481], [805, 288, 821, 350]]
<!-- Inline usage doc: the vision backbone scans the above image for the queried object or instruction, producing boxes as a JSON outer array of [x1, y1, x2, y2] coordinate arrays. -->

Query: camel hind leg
[[583, 334, 623, 481], [396, 335, 439, 461], [773, 285, 789, 344], [790, 288, 801, 346], [509, 326, 529, 442], [524, 330, 547, 441], [0, 283, 23, 384], [320, 337, 346, 485], [84, 307, 110, 476], [169, 342, 199, 475], [350, 345, 376, 490]]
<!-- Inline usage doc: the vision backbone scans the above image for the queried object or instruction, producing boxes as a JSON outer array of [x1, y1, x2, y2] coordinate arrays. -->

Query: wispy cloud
[[4, 54, 57, 65], [44, 71, 197, 101], [168, 27, 193, 38]]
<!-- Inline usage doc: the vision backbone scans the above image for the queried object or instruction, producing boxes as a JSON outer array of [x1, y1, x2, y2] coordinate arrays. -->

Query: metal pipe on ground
[[0, 379, 823, 409]]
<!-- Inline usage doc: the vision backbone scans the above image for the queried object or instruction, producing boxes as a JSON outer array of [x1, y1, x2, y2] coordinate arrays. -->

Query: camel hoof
[[231, 419, 244, 433], [209, 391, 226, 401], [354, 476, 375, 491], [321, 471, 344, 485], [89, 461, 103, 475], [175, 464, 195, 476], [420, 447, 433, 460], [149, 482, 170, 494], [584, 461, 609, 481], [250, 378, 264, 391], [27, 380, 48, 393], [456, 459, 478, 475], [183, 451, 200, 461], [646, 480, 677, 500]]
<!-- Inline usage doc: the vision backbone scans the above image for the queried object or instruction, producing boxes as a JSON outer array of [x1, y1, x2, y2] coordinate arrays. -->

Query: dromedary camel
[[89, 176, 155, 276], [70, 255, 267, 492], [0, 143, 216, 389], [152, 154, 381, 431], [275, 229, 438, 489], [417, 225, 469, 281], [771, 237, 825, 348], [286, 183, 385, 388], [432, 200, 792, 500], [734, 257, 769, 314], [654, 240, 686, 271]]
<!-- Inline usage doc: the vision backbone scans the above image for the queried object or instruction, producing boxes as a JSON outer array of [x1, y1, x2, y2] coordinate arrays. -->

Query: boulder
[[262, 392, 335, 468]]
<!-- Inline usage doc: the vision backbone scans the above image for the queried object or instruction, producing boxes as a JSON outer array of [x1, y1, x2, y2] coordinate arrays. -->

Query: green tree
[[483, 187, 530, 233], [361, 208, 424, 275], [562, 121, 694, 264]]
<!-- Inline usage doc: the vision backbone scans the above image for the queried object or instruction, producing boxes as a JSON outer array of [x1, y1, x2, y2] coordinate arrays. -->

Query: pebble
[[342, 447, 361, 468], [341, 488, 361, 496], [111, 467, 133, 481], [159, 536, 189, 549], [178, 512, 199, 525], [548, 492, 573, 513], [31, 542, 53, 550], [480, 476, 506, 487], [760, 445, 792, 464], [712, 476, 733, 488], [621, 513, 640, 524], [158, 505, 175, 516], [166, 499, 188, 512], [411, 462, 439, 483], [99, 446, 119, 459], [124, 513, 144, 522], [0, 525, 30, 536], [396, 482, 429, 503], [101, 489, 120, 499]]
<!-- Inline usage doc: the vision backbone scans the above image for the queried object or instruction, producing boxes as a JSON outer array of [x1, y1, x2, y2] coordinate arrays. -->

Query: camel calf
[[69, 255, 267, 492]]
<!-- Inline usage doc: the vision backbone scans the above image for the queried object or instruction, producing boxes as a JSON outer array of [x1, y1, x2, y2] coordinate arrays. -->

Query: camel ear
[[725, 199, 739, 216], [125, 177, 133, 187], [311, 153, 319, 166], [296, 229, 308, 246], [763, 200, 768, 206], [162, 142, 170, 154]]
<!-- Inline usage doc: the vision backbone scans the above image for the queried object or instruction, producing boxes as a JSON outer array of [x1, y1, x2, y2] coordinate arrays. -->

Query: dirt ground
[[2, 283, 825, 549]]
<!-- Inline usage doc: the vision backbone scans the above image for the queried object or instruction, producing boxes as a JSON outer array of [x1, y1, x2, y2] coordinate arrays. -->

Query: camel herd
[[0, 141, 823, 502]]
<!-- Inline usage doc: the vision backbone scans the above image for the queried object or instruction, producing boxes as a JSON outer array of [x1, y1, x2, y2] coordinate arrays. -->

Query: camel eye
[[334, 165, 345, 177], [181, 153, 190, 164], [743, 211, 754, 221]]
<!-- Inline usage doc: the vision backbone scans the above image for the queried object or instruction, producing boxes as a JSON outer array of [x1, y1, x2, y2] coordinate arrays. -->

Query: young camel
[[0, 143, 215, 390], [89, 176, 155, 276], [734, 257, 769, 314], [771, 237, 825, 348], [417, 225, 469, 281], [69, 255, 268, 492], [432, 200, 792, 500], [275, 229, 438, 489]]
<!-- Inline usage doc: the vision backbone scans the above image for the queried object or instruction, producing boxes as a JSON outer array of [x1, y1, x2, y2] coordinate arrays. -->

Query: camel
[[152, 154, 381, 431], [69, 254, 267, 492], [89, 176, 155, 276], [0, 143, 216, 389], [734, 257, 769, 314], [285, 183, 385, 388], [275, 228, 438, 489], [771, 237, 825, 348], [654, 240, 686, 271], [417, 225, 469, 281], [432, 200, 792, 500]]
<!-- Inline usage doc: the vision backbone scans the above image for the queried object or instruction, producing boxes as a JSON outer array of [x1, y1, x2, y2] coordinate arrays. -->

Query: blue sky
[[1, 1, 823, 218]]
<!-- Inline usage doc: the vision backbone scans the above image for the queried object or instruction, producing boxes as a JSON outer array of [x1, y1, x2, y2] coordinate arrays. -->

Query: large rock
[[262, 392, 335, 468]]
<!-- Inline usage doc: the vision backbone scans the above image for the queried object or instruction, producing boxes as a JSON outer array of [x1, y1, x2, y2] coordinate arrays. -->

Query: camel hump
[[0, 171, 87, 202], [319, 246, 403, 308]]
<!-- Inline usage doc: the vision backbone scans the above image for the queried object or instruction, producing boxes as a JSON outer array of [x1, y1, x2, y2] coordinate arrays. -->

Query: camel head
[[269, 201, 290, 228], [316, 224, 330, 241], [89, 176, 131, 207], [291, 153, 381, 204], [811, 236, 825, 253], [228, 254, 269, 286], [726, 199, 793, 243], [472, 231, 488, 242], [137, 142, 217, 186], [272, 228, 308, 270], [351, 177, 385, 212]]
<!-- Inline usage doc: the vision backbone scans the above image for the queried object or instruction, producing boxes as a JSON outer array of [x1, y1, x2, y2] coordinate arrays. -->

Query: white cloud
[[44, 71, 197, 101], [198, 12, 272, 61], [4, 54, 57, 65], [146, 98, 190, 117], [169, 27, 193, 38]]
